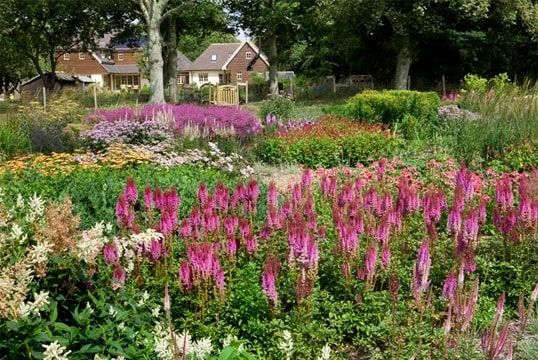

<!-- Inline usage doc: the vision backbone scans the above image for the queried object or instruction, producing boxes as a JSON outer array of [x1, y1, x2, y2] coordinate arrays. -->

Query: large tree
[[0, 0, 131, 90], [325, 0, 538, 89]]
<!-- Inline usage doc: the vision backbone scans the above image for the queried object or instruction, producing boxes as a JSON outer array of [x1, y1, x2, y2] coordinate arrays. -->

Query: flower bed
[[255, 116, 401, 168], [84, 104, 263, 145], [1, 160, 536, 358]]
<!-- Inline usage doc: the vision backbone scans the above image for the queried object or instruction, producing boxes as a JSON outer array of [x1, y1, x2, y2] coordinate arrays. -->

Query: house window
[[211, 54, 217, 61], [246, 52, 252, 59], [118, 53, 124, 61], [198, 73, 208, 83], [63, 53, 70, 60], [236, 72, 243, 81], [79, 52, 85, 60]]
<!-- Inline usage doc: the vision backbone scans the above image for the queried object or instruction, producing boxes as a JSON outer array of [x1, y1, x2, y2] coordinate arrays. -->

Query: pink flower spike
[[112, 265, 126, 290], [103, 243, 119, 264], [144, 186, 154, 212], [124, 177, 138, 205]]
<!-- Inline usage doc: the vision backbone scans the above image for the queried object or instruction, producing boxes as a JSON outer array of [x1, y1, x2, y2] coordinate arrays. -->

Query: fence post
[[332, 76, 336, 94], [442, 75, 446, 96], [42, 87, 47, 111], [93, 85, 98, 110], [290, 77, 294, 100], [209, 85, 212, 104], [245, 82, 249, 104]]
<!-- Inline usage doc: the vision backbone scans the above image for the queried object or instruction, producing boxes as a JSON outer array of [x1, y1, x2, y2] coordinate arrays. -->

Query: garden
[[1, 74, 538, 359]]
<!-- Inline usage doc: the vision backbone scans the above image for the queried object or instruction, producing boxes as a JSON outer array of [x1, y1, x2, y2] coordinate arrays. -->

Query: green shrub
[[463, 74, 488, 93], [341, 132, 401, 166], [342, 90, 441, 137], [0, 120, 31, 159], [253, 138, 289, 164], [259, 96, 294, 121], [288, 138, 343, 168]]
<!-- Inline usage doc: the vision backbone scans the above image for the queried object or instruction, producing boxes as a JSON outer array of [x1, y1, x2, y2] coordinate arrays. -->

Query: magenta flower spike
[[411, 239, 431, 301], [267, 182, 278, 209], [381, 245, 391, 268], [245, 234, 258, 255], [301, 169, 313, 189], [115, 193, 133, 229], [442, 273, 457, 301], [148, 239, 163, 261], [179, 261, 193, 291], [261, 256, 280, 307], [364, 244, 378, 279], [124, 177, 138, 205], [197, 183, 209, 206], [111, 265, 126, 290], [103, 243, 119, 264], [144, 186, 154, 212]]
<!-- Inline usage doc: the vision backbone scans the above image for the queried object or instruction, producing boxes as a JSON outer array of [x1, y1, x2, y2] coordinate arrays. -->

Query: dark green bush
[[341, 90, 441, 137], [288, 138, 343, 168], [258, 96, 294, 121]]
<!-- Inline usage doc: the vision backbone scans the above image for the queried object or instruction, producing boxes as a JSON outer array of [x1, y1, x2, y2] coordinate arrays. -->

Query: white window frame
[[63, 53, 70, 61], [198, 73, 208, 83], [246, 51, 252, 59], [79, 52, 85, 60], [211, 54, 217, 61], [236, 72, 243, 81], [118, 52, 124, 61]]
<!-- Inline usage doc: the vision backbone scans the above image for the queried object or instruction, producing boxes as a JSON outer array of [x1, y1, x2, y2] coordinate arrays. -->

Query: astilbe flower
[[481, 292, 513, 360], [411, 239, 431, 304], [261, 255, 280, 308], [179, 242, 225, 295], [103, 243, 119, 264], [115, 193, 134, 229], [452, 278, 480, 332], [144, 186, 154, 213], [112, 265, 126, 290], [124, 178, 138, 205], [442, 273, 458, 301], [358, 244, 377, 285]]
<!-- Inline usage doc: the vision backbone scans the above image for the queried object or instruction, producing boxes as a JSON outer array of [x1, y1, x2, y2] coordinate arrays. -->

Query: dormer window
[[79, 52, 85, 60], [64, 53, 70, 61], [118, 53, 124, 61], [246, 52, 252, 59], [211, 54, 217, 61]]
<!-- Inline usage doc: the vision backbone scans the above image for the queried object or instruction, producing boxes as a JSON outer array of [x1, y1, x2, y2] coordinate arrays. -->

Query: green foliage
[[0, 164, 238, 228], [0, 119, 31, 159], [341, 90, 441, 138], [463, 74, 488, 93], [258, 96, 294, 121], [443, 86, 538, 167], [254, 131, 400, 168]]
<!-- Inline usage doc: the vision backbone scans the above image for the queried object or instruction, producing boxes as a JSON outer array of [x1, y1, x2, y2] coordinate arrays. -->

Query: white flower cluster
[[26, 194, 45, 223], [43, 341, 71, 360], [76, 222, 108, 264], [278, 330, 294, 360], [317, 344, 331, 360], [19, 291, 50, 317], [153, 322, 213, 360]]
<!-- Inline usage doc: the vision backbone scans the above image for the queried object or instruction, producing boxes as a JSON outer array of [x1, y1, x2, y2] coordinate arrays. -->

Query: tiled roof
[[189, 43, 242, 71], [177, 51, 193, 71], [101, 64, 140, 74]]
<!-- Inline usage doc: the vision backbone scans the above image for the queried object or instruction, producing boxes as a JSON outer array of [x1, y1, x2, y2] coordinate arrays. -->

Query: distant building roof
[[96, 33, 146, 50], [189, 43, 243, 71], [177, 51, 193, 71], [21, 72, 94, 87], [101, 64, 140, 74]]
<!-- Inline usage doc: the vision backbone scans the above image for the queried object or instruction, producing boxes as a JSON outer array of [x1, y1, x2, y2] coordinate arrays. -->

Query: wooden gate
[[213, 85, 238, 105]]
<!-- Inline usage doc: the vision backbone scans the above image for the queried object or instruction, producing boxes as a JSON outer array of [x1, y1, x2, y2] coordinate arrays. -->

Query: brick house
[[187, 41, 269, 86], [57, 35, 149, 91]]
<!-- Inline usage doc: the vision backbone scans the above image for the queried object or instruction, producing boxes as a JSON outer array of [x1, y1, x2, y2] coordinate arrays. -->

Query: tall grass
[[0, 116, 31, 160], [445, 82, 538, 167]]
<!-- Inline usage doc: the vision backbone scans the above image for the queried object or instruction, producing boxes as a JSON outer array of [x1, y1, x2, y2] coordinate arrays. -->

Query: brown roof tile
[[189, 43, 242, 71]]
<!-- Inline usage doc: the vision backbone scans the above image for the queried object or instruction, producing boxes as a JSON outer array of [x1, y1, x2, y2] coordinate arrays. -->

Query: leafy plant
[[258, 96, 294, 122]]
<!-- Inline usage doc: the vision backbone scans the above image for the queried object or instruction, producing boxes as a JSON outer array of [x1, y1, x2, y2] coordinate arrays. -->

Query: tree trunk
[[163, 17, 177, 103], [148, 19, 165, 103], [268, 31, 278, 96], [394, 42, 413, 90]]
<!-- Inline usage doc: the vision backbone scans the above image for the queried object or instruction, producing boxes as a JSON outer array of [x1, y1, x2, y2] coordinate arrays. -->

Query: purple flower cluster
[[84, 103, 262, 140], [80, 119, 170, 149]]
